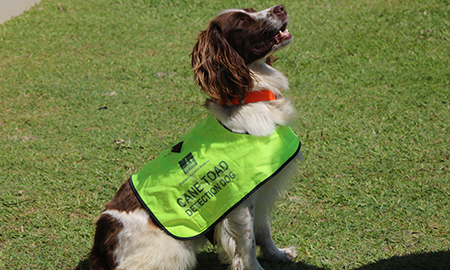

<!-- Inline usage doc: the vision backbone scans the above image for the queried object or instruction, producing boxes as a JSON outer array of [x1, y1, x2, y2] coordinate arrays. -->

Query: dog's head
[[191, 5, 292, 104]]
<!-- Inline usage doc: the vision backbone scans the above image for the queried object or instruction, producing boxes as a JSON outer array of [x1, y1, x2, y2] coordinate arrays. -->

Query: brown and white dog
[[89, 5, 302, 270]]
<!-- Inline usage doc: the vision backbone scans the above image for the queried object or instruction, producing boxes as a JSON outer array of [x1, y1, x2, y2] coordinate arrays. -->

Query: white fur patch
[[103, 209, 205, 270]]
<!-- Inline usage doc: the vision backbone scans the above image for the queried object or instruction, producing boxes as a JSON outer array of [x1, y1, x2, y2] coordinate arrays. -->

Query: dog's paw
[[280, 246, 297, 261], [231, 256, 265, 270], [260, 246, 297, 263]]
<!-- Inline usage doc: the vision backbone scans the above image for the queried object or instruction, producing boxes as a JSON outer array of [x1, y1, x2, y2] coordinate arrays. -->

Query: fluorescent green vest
[[130, 115, 301, 240]]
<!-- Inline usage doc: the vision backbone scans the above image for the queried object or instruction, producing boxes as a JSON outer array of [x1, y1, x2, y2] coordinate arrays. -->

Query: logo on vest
[[179, 152, 197, 174]]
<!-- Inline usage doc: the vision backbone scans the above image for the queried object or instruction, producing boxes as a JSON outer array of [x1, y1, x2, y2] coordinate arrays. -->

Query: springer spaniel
[[89, 5, 302, 270]]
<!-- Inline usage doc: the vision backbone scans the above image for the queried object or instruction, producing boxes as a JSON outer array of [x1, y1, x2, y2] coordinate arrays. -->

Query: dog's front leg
[[254, 210, 297, 263], [216, 198, 264, 270]]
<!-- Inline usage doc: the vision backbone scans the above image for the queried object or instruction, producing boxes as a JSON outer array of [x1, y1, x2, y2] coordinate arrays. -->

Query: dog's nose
[[273, 5, 287, 16]]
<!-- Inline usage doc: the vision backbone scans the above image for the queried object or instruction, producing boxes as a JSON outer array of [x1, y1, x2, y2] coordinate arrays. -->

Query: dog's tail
[[88, 213, 123, 270]]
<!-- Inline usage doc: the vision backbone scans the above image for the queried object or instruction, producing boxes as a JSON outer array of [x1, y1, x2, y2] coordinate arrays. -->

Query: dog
[[89, 5, 302, 270]]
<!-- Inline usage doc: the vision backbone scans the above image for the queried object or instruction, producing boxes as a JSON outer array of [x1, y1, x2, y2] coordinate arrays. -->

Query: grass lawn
[[0, 0, 449, 269]]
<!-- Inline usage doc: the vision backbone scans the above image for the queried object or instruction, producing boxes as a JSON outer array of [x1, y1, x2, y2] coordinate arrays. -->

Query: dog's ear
[[191, 23, 253, 104]]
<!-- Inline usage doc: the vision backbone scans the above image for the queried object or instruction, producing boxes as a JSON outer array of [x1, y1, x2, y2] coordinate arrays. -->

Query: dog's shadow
[[195, 251, 322, 270], [75, 250, 450, 270], [74, 253, 320, 270]]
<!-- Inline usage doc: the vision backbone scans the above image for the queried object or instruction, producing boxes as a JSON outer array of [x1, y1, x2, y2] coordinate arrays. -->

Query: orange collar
[[218, 90, 278, 106]]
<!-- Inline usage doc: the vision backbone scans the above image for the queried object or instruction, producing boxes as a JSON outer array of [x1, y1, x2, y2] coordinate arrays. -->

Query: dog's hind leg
[[215, 197, 264, 270]]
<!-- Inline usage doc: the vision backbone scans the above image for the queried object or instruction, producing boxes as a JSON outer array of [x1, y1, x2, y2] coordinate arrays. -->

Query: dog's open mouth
[[254, 24, 292, 53]]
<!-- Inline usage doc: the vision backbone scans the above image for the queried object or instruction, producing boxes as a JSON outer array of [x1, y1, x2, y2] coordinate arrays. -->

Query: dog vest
[[129, 115, 301, 240]]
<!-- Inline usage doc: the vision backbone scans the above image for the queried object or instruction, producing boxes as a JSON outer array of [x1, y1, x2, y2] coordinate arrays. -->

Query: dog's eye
[[237, 18, 246, 24]]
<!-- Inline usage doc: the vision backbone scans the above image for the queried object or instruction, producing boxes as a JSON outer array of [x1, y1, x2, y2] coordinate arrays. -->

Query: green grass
[[1, 0, 449, 269]]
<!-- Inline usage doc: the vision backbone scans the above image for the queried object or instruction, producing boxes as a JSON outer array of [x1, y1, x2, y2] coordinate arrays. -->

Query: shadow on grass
[[353, 250, 450, 270], [75, 250, 450, 270]]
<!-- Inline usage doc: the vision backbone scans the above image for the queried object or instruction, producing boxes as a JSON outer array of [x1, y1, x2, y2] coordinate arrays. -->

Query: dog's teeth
[[279, 30, 284, 36]]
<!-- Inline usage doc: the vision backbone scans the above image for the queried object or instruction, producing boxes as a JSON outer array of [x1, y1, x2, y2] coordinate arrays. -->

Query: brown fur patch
[[105, 180, 141, 213], [90, 180, 159, 269], [89, 214, 123, 270]]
